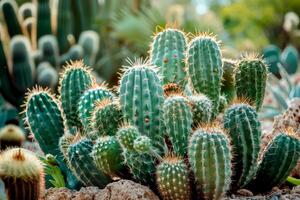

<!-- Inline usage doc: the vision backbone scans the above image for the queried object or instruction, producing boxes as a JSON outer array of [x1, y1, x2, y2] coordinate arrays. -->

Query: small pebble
[[236, 189, 253, 197]]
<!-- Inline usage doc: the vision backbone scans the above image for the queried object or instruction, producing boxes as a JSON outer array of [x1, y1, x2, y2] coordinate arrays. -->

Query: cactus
[[78, 30, 100, 66], [119, 60, 165, 152], [36, 0, 52, 40], [150, 28, 187, 87], [221, 59, 236, 102], [218, 95, 228, 113], [163, 94, 192, 157], [59, 61, 94, 129], [59, 133, 76, 159], [0, 148, 44, 200], [163, 83, 183, 97], [187, 34, 223, 117], [19, 2, 34, 21], [36, 62, 58, 89], [0, 124, 25, 150], [23, 17, 35, 45], [59, 44, 84, 66], [0, 179, 7, 200], [156, 156, 192, 200], [92, 136, 125, 177], [117, 124, 140, 151], [223, 102, 261, 189], [281, 45, 299, 74], [188, 94, 212, 125], [0, 0, 23, 38], [38, 35, 60, 68], [56, 0, 73, 53], [189, 125, 232, 200], [247, 131, 300, 192], [235, 54, 268, 111], [262, 45, 280, 76], [78, 84, 114, 133], [91, 98, 122, 137], [10, 36, 35, 94], [67, 138, 112, 187]]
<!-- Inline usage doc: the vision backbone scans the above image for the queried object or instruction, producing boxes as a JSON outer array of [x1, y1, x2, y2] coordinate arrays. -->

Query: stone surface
[[45, 179, 159, 200]]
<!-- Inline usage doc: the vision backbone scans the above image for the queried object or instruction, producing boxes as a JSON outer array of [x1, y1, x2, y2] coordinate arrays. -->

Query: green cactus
[[56, 0, 73, 53], [150, 28, 187, 87], [247, 131, 300, 192], [0, 148, 44, 200], [10, 36, 35, 94], [36, 0, 52, 40], [92, 136, 125, 177], [23, 17, 34, 44], [67, 138, 112, 187], [189, 126, 232, 200], [188, 94, 212, 126], [223, 102, 261, 189], [221, 59, 236, 103], [36, 62, 58, 89], [38, 35, 59, 68], [91, 98, 122, 137], [281, 45, 299, 75], [262, 45, 280, 76], [59, 133, 76, 159], [59, 61, 94, 129], [0, 0, 23, 38], [0, 178, 7, 200], [187, 34, 223, 117], [235, 54, 268, 111], [218, 95, 228, 113], [19, 2, 34, 21], [59, 44, 84, 66], [117, 124, 140, 151], [0, 124, 25, 150], [78, 84, 114, 134], [119, 60, 165, 152], [78, 30, 100, 66], [156, 156, 192, 200], [163, 95, 192, 157]]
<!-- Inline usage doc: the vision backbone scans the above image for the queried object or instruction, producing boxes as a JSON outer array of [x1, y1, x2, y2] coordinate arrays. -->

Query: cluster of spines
[[188, 94, 212, 125]]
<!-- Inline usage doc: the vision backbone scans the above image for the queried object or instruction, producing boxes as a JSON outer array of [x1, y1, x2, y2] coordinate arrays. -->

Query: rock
[[236, 189, 253, 197], [45, 180, 159, 200]]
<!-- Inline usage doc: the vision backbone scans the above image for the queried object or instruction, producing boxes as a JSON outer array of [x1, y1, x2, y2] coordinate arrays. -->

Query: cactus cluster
[[15, 26, 299, 200]]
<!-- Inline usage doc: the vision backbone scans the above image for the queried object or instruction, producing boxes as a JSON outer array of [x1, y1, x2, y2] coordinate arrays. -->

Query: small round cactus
[[117, 124, 140, 151], [133, 135, 152, 153], [0, 148, 45, 200], [0, 124, 25, 150], [156, 156, 192, 200], [188, 94, 212, 126]]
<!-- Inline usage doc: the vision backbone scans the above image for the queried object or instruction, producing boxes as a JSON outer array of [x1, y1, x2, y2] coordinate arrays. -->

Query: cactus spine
[[0, 148, 44, 200], [223, 102, 261, 188], [67, 138, 112, 187], [0, 125, 25, 150], [150, 28, 187, 87], [188, 94, 212, 125], [117, 124, 140, 151], [119, 60, 165, 152], [59, 61, 93, 129], [36, 0, 52, 40], [187, 34, 223, 117], [247, 132, 300, 192], [235, 54, 268, 111], [156, 156, 192, 200], [163, 95, 192, 157], [91, 99, 122, 137], [188, 126, 231, 200]]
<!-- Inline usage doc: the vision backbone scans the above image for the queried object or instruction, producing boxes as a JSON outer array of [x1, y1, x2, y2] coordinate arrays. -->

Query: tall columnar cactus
[[187, 34, 223, 117], [0, 148, 44, 200], [59, 61, 94, 129], [0, 0, 23, 38], [150, 28, 187, 87], [189, 126, 232, 200], [92, 136, 125, 177], [91, 99, 122, 137], [78, 84, 114, 134], [247, 131, 300, 192], [19, 2, 34, 22], [156, 156, 192, 200], [37, 62, 58, 89], [188, 94, 212, 125], [235, 54, 268, 111], [163, 95, 192, 157], [67, 138, 112, 187], [10, 36, 35, 94], [24, 87, 79, 189], [78, 30, 100, 66], [221, 59, 236, 103], [119, 60, 165, 152], [0, 125, 25, 150], [56, 0, 73, 53], [223, 102, 261, 188], [116, 124, 156, 185], [38, 35, 59, 68], [36, 0, 52, 40]]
